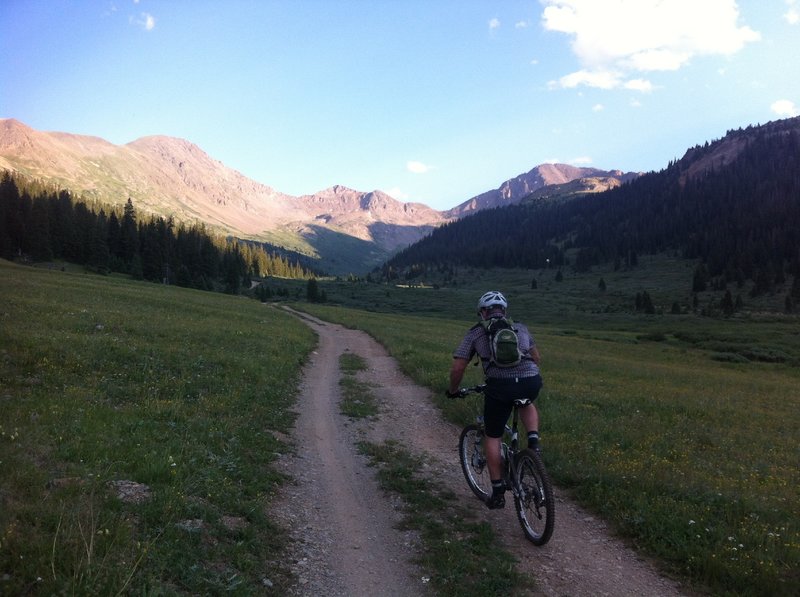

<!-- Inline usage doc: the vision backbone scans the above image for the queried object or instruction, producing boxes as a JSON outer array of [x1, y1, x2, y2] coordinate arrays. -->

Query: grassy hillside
[[295, 299, 799, 596], [0, 260, 316, 593]]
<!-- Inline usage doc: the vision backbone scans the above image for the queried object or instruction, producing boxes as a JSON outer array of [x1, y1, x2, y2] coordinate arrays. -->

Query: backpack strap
[[470, 321, 490, 364]]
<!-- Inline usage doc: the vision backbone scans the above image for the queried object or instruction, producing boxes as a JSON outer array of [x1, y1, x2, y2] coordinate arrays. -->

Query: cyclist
[[447, 291, 543, 509]]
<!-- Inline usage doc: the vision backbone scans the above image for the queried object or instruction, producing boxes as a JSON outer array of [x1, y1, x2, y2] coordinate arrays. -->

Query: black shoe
[[486, 491, 506, 509]]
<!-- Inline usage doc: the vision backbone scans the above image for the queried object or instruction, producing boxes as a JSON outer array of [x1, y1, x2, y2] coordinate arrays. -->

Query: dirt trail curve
[[270, 308, 688, 596]]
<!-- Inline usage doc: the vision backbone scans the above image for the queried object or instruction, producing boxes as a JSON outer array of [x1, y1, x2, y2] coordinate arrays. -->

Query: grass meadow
[[3, 255, 799, 595], [298, 301, 799, 597], [0, 259, 316, 593]]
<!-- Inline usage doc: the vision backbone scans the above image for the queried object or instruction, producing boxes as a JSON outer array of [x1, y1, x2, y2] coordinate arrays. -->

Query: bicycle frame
[[496, 401, 527, 491]]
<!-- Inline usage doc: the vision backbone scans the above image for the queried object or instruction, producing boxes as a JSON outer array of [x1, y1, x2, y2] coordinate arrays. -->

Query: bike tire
[[513, 448, 555, 546], [458, 424, 491, 500]]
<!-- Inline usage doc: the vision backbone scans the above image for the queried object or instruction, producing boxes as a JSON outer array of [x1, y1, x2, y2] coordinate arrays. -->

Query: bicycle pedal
[[486, 493, 506, 509]]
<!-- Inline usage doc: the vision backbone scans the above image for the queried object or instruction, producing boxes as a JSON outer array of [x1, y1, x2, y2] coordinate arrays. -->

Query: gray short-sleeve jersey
[[453, 321, 540, 379]]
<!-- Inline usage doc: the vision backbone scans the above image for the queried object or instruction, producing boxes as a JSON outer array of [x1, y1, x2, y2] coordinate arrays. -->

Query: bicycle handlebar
[[447, 384, 486, 399]]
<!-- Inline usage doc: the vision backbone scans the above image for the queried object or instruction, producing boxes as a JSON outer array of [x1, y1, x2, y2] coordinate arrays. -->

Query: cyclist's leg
[[483, 394, 513, 508], [519, 403, 539, 435], [484, 435, 503, 480], [518, 376, 543, 448], [483, 394, 511, 480]]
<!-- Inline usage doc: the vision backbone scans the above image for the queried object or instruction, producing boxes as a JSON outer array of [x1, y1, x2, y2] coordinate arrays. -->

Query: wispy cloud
[[623, 79, 654, 93], [542, 0, 760, 92], [570, 156, 593, 165], [771, 99, 799, 117], [592, 103, 604, 112], [407, 160, 432, 174], [784, 0, 800, 25], [489, 17, 500, 32], [384, 187, 409, 201], [549, 69, 621, 90], [131, 12, 155, 31]]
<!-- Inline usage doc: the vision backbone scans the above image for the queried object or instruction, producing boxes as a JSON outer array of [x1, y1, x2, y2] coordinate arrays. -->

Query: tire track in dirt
[[271, 308, 688, 596]]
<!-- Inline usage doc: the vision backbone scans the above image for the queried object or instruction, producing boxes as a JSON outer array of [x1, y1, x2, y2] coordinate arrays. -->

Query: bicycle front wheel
[[458, 424, 491, 500], [513, 448, 555, 546]]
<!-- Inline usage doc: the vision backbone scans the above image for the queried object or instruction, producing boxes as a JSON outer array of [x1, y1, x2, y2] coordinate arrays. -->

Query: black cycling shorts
[[483, 375, 543, 438]]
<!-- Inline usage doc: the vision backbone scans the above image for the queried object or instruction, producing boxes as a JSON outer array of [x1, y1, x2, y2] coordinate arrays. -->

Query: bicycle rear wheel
[[458, 424, 491, 500], [513, 448, 555, 546]]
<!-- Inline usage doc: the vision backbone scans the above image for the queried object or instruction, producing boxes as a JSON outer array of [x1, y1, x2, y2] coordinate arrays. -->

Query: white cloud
[[623, 78, 654, 93], [592, 103, 604, 112], [542, 0, 760, 90], [489, 18, 500, 32], [784, 1, 800, 23], [515, 20, 530, 29], [131, 12, 155, 31], [384, 187, 410, 201], [785, 0, 800, 26], [771, 99, 799, 117], [570, 156, 593, 165], [407, 161, 432, 174], [549, 69, 621, 90]]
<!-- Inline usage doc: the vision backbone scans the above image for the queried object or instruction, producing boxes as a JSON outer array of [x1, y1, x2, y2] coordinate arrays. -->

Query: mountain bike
[[453, 384, 555, 546]]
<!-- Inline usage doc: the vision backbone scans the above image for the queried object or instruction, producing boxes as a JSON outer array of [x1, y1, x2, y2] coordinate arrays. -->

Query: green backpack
[[479, 317, 523, 368]]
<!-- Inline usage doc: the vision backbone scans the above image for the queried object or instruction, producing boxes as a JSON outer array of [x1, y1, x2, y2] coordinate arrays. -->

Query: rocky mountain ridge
[[0, 118, 636, 273], [446, 163, 640, 217]]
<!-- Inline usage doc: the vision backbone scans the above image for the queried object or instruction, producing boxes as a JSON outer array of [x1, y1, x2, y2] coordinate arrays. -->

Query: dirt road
[[270, 309, 688, 596]]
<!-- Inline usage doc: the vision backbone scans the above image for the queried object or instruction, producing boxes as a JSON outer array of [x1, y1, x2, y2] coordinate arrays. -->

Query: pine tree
[[791, 275, 800, 301], [306, 278, 320, 302], [721, 290, 734, 316], [121, 198, 139, 268], [29, 199, 53, 261]]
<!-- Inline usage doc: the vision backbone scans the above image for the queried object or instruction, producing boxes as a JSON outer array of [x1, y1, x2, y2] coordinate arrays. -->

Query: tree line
[[0, 172, 313, 293], [384, 120, 800, 300]]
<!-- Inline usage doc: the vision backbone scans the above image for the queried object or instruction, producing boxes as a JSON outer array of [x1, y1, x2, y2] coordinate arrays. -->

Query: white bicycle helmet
[[477, 290, 508, 313]]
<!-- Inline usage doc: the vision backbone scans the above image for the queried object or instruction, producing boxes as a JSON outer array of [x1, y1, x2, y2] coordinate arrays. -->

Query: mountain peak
[[445, 163, 640, 217]]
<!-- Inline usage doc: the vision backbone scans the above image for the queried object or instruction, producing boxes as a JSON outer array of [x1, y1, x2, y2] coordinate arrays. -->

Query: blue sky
[[2, 1, 799, 211]]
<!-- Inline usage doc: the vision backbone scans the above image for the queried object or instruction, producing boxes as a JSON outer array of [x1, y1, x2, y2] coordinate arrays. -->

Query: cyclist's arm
[[531, 346, 541, 365], [448, 357, 469, 395]]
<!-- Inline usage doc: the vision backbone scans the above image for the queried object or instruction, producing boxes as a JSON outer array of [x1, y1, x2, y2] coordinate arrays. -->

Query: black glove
[[445, 389, 463, 399]]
